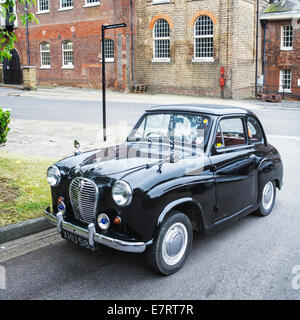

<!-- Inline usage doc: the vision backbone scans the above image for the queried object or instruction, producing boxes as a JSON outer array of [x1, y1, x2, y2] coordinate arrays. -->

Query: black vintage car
[[45, 104, 283, 275]]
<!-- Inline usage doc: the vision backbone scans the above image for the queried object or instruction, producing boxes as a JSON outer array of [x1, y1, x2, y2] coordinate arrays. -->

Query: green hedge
[[0, 107, 10, 145]]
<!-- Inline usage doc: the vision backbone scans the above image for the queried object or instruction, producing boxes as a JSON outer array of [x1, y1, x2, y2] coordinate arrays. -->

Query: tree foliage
[[0, 107, 10, 145], [0, 0, 38, 62]]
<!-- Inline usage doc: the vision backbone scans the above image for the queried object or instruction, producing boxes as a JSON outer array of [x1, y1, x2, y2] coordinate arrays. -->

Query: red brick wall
[[15, 0, 135, 90], [263, 19, 300, 100]]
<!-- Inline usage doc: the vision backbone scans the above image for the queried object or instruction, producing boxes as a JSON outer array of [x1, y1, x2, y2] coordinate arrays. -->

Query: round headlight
[[112, 181, 132, 207], [47, 165, 61, 187]]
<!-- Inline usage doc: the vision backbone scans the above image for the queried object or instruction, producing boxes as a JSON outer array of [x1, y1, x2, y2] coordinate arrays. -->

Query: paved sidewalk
[[0, 119, 130, 159], [1, 85, 299, 109], [1, 85, 260, 108], [0, 228, 61, 263]]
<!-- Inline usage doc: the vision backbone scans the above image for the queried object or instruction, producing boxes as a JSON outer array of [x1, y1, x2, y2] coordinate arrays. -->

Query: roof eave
[[260, 11, 300, 20]]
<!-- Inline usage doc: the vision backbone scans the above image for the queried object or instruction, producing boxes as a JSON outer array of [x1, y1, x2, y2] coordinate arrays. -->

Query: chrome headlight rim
[[47, 165, 61, 187], [112, 180, 133, 207]]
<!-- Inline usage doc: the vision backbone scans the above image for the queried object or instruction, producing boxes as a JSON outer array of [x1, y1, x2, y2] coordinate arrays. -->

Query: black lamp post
[[101, 23, 126, 142]]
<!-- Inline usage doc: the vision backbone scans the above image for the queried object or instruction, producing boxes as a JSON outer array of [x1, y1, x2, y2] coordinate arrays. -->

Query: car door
[[209, 116, 256, 221]]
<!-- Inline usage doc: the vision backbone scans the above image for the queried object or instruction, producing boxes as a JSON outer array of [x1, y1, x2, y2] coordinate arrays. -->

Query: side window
[[215, 117, 246, 148], [247, 117, 264, 144]]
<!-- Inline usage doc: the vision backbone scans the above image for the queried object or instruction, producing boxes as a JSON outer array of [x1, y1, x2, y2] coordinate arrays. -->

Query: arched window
[[153, 19, 170, 61], [102, 39, 115, 62], [40, 42, 50, 67], [62, 41, 74, 68], [194, 15, 214, 61]]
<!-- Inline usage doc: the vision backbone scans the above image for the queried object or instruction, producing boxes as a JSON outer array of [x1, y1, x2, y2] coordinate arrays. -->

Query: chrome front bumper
[[44, 208, 146, 253]]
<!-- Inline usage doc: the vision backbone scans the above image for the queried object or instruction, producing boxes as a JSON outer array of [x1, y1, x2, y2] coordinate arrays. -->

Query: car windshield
[[127, 112, 211, 150]]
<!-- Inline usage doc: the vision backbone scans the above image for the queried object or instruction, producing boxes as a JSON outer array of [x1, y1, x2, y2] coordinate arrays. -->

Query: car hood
[[78, 142, 203, 180]]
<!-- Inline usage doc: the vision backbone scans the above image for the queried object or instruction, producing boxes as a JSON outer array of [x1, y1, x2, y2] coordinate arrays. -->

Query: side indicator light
[[114, 216, 122, 225]]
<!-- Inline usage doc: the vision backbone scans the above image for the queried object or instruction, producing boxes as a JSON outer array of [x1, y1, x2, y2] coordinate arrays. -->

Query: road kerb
[[0, 217, 54, 245]]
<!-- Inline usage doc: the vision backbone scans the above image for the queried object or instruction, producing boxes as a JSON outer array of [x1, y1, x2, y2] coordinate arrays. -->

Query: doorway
[[3, 49, 22, 85]]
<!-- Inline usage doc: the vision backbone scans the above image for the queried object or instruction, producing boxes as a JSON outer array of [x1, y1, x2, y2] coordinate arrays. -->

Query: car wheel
[[255, 180, 276, 216], [146, 211, 193, 276]]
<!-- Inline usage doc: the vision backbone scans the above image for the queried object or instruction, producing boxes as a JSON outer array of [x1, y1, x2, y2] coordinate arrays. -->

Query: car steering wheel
[[146, 131, 164, 138]]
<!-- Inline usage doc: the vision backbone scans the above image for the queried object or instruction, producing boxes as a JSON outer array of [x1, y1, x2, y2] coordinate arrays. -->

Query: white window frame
[[83, 0, 101, 8], [101, 39, 115, 63], [40, 42, 51, 69], [279, 69, 292, 93], [59, 0, 73, 11], [152, 19, 171, 63], [193, 15, 214, 63], [61, 41, 74, 69], [36, 0, 49, 14], [281, 25, 293, 51]]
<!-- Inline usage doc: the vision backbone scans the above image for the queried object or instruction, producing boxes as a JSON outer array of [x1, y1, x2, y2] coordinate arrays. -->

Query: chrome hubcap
[[262, 181, 274, 211], [162, 222, 188, 266]]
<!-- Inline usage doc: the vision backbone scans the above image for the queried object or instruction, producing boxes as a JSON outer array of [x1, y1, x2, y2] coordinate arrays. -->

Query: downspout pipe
[[130, 0, 135, 85], [25, 2, 30, 66], [262, 19, 267, 87], [255, 0, 259, 97]]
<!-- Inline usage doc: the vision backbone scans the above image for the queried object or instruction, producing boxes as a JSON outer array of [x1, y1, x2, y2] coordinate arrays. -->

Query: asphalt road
[[0, 89, 300, 299], [0, 89, 152, 126], [0, 87, 300, 136]]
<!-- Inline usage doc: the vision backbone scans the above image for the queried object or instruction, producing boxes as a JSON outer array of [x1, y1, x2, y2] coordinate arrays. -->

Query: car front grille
[[69, 177, 98, 224]]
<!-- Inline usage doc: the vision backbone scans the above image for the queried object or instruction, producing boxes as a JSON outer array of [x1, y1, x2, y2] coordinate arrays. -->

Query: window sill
[[280, 47, 293, 51], [192, 58, 214, 63], [278, 89, 291, 93], [61, 65, 74, 69], [40, 66, 51, 69], [58, 7, 74, 12], [100, 59, 115, 63], [151, 0, 170, 4], [36, 10, 50, 15], [151, 58, 171, 63], [83, 2, 101, 8]]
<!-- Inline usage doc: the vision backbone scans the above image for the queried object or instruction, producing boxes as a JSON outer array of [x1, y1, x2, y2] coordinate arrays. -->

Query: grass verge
[[0, 151, 56, 227]]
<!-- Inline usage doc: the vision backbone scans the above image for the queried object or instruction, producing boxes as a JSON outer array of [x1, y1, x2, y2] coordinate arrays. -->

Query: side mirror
[[74, 140, 82, 155]]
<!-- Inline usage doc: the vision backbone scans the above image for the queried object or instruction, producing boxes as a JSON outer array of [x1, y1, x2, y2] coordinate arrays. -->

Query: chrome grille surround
[[69, 177, 98, 224]]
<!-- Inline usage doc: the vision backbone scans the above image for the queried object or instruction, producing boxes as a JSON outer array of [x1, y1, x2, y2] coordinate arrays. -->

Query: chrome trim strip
[[44, 209, 146, 253]]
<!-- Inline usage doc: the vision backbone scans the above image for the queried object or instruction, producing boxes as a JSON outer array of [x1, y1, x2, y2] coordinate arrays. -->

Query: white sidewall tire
[[256, 180, 276, 217], [146, 211, 193, 276]]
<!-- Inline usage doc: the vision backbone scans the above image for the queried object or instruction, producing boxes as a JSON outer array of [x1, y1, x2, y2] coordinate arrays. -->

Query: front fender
[[147, 197, 205, 244]]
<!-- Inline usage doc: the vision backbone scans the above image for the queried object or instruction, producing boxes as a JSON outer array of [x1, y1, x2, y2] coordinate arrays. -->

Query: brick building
[[13, 0, 135, 90], [134, 0, 269, 99], [260, 0, 300, 100]]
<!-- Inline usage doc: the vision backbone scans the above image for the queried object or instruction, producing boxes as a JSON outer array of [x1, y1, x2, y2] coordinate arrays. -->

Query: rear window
[[247, 117, 264, 144]]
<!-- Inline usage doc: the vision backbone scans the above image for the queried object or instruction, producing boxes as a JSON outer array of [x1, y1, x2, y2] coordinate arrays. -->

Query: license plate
[[62, 230, 97, 251]]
